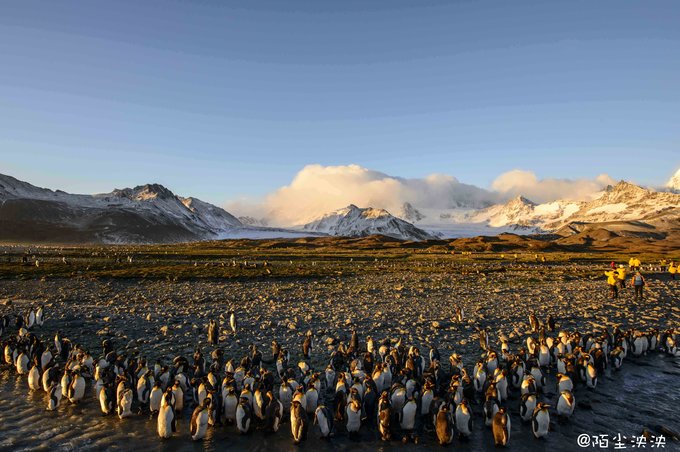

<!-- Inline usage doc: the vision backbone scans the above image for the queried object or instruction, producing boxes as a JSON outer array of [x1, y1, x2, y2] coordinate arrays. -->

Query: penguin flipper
[[190, 413, 198, 436]]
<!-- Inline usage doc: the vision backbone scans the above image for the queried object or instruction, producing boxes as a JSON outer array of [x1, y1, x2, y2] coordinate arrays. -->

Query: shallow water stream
[[1, 353, 678, 451]]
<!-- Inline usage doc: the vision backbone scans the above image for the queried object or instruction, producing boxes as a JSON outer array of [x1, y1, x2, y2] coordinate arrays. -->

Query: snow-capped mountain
[[302, 205, 436, 241], [545, 181, 679, 228], [463, 196, 581, 231], [0, 173, 245, 244], [442, 181, 680, 235]]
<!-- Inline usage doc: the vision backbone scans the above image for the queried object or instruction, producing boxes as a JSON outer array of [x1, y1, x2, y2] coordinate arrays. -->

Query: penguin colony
[[1, 305, 678, 447]]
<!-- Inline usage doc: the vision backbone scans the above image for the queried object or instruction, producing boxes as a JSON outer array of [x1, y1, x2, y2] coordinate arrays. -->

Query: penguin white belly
[[197, 384, 207, 405], [150, 388, 162, 413], [223, 395, 238, 422], [246, 393, 259, 421], [191, 409, 209, 440], [158, 405, 175, 438], [47, 385, 62, 411], [400, 401, 417, 430], [496, 376, 508, 402], [586, 364, 598, 389], [99, 389, 112, 415], [372, 373, 384, 393], [346, 406, 361, 432], [28, 366, 41, 390], [557, 392, 575, 417], [531, 368, 545, 388], [42, 369, 52, 392], [172, 387, 184, 413], [279, 387, 292, 412], [421, 391, 434, 416], [455, 407, 472, 436], [532, 411, 550, 438], [520, 395, 537, 422], [474, 370, 486, 392], [16, 354, 29, 374], [305, 388, 318, 414], [61, 375, 70, 398], [391, 389, 406, 413], [117, 389, 133, 418], [558, 377, 573, 393], [290, 406, 305, 442], [69, 377, 85, 403], [41, 350, 52, 370], [137, 379, 149, 404], [315, 407, 331, 437], [236, 405, 250, 433]]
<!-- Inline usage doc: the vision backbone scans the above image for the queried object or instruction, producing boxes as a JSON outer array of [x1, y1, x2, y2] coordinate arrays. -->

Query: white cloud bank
[[226, 164, 616, 226], [665, 167, 680, 192], [491, 170, 615, 203]]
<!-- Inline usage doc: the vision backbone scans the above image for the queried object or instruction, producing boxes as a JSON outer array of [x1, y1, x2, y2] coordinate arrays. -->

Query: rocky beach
[[0, 241, 678, 450]]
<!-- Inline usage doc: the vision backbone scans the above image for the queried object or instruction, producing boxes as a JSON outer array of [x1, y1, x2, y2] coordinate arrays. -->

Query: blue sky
[[1, 0, 679, 205]]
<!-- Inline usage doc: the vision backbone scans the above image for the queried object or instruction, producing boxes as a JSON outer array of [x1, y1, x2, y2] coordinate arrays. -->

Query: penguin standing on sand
[[529, 313, 539, 332], [99, 382, 115, 415], [532, 403, 550, 439], [455, 306, 464, 322], [149, 381, 163, 415], [435, 403, 454, 445], [400, 396, 418, 444], [28, 358, 41, 391], [68, 370, 85, 404], [346, 397, 362, 439], [158, 390, 176, 439], [223, 386, 238, 424], [314, 405, 333, 439], [290, 399, 308, 444], [229, 311, 237, 335], [492, 407, 511, 446], [236, 396, 252, 434], [303, 333, 313, 359], [208, 320, 218, 345], [557, 390, 575, 419], [350, 330, 359, 352], [484, 395, 500, 427], [190, 397, 211, 441], [172, 380, 184, 416], [585, 362, 598, 389], [36, 305, 44, 327], [118, 387, 133, 419], [46, 382, 62, 411], [16, 350, 29, 375], [264, 391, 284, 433], [42, 365, 59, 393], [547, 314, 556, 332], [378, 392, 392, 441], [455, 399, 473, 440], [520, 393, 537, 422], [137, 371, 153, 408]]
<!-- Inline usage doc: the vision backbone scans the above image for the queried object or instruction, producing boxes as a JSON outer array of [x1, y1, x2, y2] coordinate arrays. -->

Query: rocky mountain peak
[[111, 183, 175, 201]]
